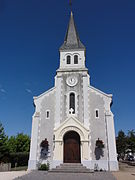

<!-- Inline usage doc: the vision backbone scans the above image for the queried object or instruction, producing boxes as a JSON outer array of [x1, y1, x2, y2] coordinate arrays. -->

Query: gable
[[54, 116, 89, 141], [89, 85, 112, 99], [89, 85, 112, 111], [33, 87, 55, 112], [34, 87, 55, 100]]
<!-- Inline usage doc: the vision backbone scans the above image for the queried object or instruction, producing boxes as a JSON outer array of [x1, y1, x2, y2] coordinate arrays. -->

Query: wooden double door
[[64, 131, 81, 163]]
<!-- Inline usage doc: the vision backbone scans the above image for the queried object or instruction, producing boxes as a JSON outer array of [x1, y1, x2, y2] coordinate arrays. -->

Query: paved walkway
[[0, 171, 29, 180], [14, 171, 116, 180], [1, 162, 135, 180]]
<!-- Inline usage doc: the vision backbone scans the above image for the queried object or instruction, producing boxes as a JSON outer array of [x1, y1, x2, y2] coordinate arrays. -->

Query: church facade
[[28, 12, 118, 171]]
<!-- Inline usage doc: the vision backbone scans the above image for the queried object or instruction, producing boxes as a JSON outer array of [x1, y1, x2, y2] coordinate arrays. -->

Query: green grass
[[11, 166, 28, 171]]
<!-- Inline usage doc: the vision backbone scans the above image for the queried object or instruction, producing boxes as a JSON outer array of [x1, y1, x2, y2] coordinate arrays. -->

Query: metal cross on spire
[[69, 0, 72, 11]]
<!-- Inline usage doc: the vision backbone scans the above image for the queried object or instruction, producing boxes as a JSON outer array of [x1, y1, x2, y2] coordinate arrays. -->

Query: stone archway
[[63, 131, 81, 163], [53, 117, 90, 166]]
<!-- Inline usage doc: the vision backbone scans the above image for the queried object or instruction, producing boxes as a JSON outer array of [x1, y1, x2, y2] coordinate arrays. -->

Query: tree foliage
[[15, 133, 30, 152], [127, 130, 135, 153], [7, 133, 30, 167], [7, 136, 16, 153], [116, 129, 135, 158], [10, 152, 29, 167], [0, 122, 9, 162], [0, 122, 30, 165], [8, 133, 30, 153], [116, 130, 127, 156]]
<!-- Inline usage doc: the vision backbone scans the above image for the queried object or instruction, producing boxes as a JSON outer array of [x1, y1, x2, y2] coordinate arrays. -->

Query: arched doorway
[[64, 131, 81, 163]]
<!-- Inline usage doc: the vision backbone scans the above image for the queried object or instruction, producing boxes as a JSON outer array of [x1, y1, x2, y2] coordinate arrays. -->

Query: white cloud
[[0, 88, 6, 93], [26, 89, 32, 94]]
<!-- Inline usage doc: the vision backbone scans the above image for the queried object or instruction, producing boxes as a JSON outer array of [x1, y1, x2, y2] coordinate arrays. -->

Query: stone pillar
[[53, 140, 63, 168], [105, 111, 119, 171], [83, 75, 89, 127], [54, 76, 62, 128], [28, 112, 40, 170]]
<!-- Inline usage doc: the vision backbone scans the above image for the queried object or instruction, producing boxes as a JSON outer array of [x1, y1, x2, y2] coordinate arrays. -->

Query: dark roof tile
[[60, 12, 85, 51]]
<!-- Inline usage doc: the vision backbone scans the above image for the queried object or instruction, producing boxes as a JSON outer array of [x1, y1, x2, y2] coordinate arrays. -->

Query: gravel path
[[14, 171, 116, 180]]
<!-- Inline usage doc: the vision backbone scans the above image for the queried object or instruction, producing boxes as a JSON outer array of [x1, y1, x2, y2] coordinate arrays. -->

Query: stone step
[[56, 165, 87, 169], [55, 167, 87, 170], [49, 169, 93, 173], [60, 163, 83, 165], [60, 163, 83, 167], [57, 165, 85, 169], [49, 163, 94, 173]]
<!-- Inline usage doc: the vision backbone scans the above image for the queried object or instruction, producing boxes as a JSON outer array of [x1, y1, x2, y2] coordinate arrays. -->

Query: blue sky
[[0, 0, 135, 137]]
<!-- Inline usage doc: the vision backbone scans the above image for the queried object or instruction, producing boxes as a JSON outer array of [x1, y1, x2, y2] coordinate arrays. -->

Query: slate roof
[[60, 12, 85, 51]]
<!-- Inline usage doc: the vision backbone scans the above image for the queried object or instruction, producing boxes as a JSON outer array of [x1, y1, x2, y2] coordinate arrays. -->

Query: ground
[[0, 162, 135, 180], [112, 162, 135, 180], [12, 171, 117, 180]]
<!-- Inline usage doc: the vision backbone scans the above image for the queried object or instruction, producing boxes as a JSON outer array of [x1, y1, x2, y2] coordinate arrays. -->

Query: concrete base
[[28, 160, 37, 170], [82, 160, 119, 171], [28, 159, 119, 171], [52, 160, 63, 169], [109, 161, 119, 171]]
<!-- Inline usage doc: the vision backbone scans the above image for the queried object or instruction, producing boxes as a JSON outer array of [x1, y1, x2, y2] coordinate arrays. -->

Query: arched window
[[74, 55, 78, 64], [67, 55, 71, 64], [95, 109, 99, 118], [69, 93, 75, 114]]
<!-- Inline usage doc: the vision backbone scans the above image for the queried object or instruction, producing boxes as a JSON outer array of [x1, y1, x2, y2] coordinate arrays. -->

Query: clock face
[[66, 76, 78, 87]]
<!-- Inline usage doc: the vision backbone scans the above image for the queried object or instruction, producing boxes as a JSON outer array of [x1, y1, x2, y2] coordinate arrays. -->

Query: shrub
[[38, 163, 49, 171], [9, 152, 29, 168]]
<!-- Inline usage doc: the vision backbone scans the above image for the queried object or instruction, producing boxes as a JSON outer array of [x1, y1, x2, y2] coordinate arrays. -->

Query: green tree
[[127, 130, 135, 153], [7, 133, 30, 153], [7, 133, 30, 167], [7, 136, 16, 153], [15, 133, 30, 152], [0, 122, 9, 162], [116, 130, 127, 158]]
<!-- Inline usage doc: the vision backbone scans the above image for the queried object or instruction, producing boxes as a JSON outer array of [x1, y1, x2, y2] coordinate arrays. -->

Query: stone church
[[28, 11, 118, 171]]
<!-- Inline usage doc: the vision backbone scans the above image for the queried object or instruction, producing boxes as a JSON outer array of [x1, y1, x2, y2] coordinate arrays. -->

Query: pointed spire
[[60, 12, 85, 51]]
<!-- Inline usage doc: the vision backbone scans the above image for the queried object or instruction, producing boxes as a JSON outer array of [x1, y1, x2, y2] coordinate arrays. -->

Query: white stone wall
[[88, 86, 118, 171], [28, 88, 55, 170], [59, 50, 85, 69]]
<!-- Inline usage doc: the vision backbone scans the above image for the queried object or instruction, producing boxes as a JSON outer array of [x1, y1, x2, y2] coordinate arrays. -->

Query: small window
[[74, 55, 78, 64], [67, 55, 71, 64], [46, 110, 50, 119], [95, 110, 99, 118]]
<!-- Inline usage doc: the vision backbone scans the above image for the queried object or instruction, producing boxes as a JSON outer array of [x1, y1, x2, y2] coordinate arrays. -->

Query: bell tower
[[55, 11, 90, 129], [59, 12, 87, 70]]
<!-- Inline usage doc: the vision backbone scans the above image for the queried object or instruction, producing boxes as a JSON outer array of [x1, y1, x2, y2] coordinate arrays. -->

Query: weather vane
[[69, 0, 72, 11]]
